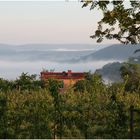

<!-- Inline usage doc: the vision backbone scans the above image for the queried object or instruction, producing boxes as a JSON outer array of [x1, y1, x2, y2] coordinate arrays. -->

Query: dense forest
[[0, 62, 140, 139]]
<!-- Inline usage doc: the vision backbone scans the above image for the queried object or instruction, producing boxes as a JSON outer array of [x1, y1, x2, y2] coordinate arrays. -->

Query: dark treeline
[[0, 63, 140, 139]]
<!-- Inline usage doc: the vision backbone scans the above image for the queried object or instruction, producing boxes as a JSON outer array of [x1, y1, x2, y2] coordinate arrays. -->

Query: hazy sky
[[0, 1, 119, 45]]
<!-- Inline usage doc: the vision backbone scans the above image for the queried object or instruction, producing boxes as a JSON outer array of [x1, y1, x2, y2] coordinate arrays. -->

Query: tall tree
[[82, 0, 140, 44]]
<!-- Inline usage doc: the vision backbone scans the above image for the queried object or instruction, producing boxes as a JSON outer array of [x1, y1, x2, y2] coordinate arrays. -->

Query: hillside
[[96, 62, 123, 82], [0, 44, 107, 62], [78, 44, 140, 62], [96, 54, 140, 82]]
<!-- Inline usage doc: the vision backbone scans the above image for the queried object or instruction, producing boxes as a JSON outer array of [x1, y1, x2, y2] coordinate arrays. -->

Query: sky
[[0, 1, 120, 45]]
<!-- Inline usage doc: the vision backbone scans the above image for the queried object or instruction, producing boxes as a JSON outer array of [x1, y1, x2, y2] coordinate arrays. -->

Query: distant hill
[[128, 55, 140, 64], [96, 53, 140, 82], [96, 62, 123, 82], [0, 44, 107, 62], [77, 44, 140, 62]]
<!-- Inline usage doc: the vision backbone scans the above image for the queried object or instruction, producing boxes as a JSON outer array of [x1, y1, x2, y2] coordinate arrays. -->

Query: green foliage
[[14, 73, 46, 91], [48, 78, 65, 139], [120, 63, 140, 92], [0, 68, 140, 138], [0, 73, 46, 92], [0, 93, 8, 138], [106, 94, 128, 138], [74, 72, 105, 93], [82, 0, 140, 44], [0, 78, 13, 92]]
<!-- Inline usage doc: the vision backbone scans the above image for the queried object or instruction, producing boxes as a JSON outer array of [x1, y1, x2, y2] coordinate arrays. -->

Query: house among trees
[[40, 70, 85, 87]]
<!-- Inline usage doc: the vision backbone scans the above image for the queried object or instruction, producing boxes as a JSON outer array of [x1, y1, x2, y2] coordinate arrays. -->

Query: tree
[[0, 93, 7, 138], [106, 96, 128, 138], [0, 78, 14, 92], [14, 73, 46, 91], [120, 63, 140, 92], [82, 0, 140, 44], [48, 79, 64, 139]]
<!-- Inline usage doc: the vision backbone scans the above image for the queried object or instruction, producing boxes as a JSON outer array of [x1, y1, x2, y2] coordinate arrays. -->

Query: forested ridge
[[0, 63, 140, 139]]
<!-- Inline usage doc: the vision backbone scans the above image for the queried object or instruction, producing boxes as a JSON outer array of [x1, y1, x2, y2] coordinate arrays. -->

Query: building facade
[[40, 70, 85, 87]]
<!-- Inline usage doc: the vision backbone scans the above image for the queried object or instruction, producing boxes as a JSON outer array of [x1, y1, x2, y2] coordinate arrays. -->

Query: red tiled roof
[[40, 70, 85, 80]]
